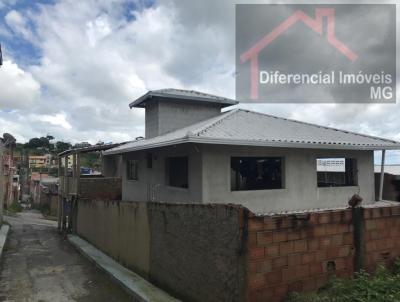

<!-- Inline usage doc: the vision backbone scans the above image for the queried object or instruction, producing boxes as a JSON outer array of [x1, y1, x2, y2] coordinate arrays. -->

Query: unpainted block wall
[[363, 206, 400, 272], [75, 198, 400, 302], [76, 199, 150, 277], [148, 203, 246, 302], [75, 200, 246, 302], [79, 177, 122, 200], [246, 209, 354, 302], [245, 205, 400, 302]]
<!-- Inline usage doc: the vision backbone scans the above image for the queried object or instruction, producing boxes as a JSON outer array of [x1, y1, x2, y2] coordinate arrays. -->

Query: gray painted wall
[[145, 100, 221, 138], [202, 145, 375, 214], [108, 144, 375, 214], [120, 144, 203, 203]]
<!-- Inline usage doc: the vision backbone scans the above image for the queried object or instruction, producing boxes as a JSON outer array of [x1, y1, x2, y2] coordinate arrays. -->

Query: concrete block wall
[[79, 177, 122, 200], [246, 209, 355, 302], [363, 206, 400, 272], [74, 197, 400, 302], [148, 203, 246, 302], [76, 199, 150, 277], [75, 200, 246, 302]]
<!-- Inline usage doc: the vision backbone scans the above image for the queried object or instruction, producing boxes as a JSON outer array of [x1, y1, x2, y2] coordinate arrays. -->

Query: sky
[[0, 0, 399, 164]]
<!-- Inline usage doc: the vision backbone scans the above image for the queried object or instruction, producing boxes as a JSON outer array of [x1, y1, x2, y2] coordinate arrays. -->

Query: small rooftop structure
[[129, 88, 238, 108]]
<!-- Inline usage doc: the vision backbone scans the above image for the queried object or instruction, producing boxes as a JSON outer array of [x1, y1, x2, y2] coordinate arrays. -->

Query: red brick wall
[[363, 206, 400, 272], [245, 205, 400, 302], [246, 209, 355, 302]]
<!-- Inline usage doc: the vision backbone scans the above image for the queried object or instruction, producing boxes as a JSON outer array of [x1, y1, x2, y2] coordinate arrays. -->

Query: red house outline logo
[[240, 8, 358, 100]]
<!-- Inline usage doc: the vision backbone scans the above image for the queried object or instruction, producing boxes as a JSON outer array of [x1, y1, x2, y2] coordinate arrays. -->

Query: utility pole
[[0, 139, 4, 224], [0, 43, 3, 67]]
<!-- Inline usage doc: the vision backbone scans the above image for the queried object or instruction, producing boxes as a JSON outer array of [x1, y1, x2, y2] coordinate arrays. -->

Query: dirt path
[[0, 210, 133, 302]]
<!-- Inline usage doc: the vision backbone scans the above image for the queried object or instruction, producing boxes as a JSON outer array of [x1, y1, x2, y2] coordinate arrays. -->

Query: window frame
[[230, 156, 285, 192], [126, 159, 139, 181], [146, 153, 153, 169], [165, 156, 189, 189], [316, 157, 358, 188]]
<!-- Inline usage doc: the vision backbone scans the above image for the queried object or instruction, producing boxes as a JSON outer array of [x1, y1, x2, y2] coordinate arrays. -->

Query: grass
[[286, 261, 400, 302]]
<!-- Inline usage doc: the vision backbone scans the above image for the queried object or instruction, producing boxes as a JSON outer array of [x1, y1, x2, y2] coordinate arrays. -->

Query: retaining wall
[[74, 199, 400, 302], [75, 200, 245, 302]]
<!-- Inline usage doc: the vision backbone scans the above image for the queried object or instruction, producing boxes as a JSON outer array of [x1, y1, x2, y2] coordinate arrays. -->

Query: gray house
[[103, 89, 400, 214]]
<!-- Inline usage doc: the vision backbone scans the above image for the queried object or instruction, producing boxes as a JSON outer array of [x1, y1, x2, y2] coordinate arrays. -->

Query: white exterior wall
[[112, 144, 375, 214], [202, 145, 375, 214]]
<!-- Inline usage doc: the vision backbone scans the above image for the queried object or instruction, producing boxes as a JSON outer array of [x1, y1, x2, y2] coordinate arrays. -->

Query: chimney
[[130, 89, 238, 139]]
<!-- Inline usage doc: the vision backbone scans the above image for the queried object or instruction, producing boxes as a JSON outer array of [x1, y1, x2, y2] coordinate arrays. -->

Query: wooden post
[[72, 153, 77, 194], [76, 153, 81, 194], [63, 155, 69, 232], [379, 150, 386, 201], [57, 156, 62, 230]]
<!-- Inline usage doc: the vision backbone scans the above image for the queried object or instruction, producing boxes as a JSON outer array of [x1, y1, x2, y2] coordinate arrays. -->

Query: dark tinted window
[[166, 157, 188, 188], [231, 157, 283, 191]]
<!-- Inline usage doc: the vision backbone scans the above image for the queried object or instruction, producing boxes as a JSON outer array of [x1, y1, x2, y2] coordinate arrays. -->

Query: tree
[[26, 137, 42, 149], [55, 141, 72, 153], [46, 135, 54, 141]]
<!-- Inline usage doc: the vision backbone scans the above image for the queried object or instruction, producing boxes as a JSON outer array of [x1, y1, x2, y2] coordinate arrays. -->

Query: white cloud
[[4, 9, 34, 42], [0, 0, 398, 164], [0, 0, 16, 10], [0, 60, 41, 109], [30, 113, 72, 130]]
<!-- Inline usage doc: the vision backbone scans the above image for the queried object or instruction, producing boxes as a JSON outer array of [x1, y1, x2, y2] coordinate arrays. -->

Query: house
[[29, 155, 49, 168], [102, 89, 400, 214], [374, 165, 400, 202]]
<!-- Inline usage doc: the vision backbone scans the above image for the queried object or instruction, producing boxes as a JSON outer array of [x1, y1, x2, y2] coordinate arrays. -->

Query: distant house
[[103, 89, 400, 214], [374, 165, 400, 202], [29, 155, 49, 168]]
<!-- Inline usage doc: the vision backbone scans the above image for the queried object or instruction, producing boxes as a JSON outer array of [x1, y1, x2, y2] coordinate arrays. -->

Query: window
[[316, 158, 357, 187], [166, 157, 188, 188], [231, 157, 283, 191], [127, 159, 138, 181], [147, 153, 153, 169]]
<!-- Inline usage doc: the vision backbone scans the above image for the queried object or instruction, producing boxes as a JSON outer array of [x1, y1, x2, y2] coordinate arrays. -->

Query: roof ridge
[[238, 108, 399, 144], [189, 109, 241, 137]]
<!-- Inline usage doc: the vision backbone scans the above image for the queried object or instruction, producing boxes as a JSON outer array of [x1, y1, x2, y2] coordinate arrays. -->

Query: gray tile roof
[[104, 109, 400, 155], [129, 88, 238, 108]]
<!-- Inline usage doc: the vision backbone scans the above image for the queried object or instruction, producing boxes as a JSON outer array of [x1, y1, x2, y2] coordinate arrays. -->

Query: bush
[[40, 204, 50, 216], [8, 201, 23, 213], [286, 262, 400, 302]]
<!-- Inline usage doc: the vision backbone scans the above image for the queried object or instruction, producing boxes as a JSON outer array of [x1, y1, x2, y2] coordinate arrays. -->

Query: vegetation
[[7, 201, 23, 213], [40, 204, 50, 216], [286, 262, 400, 302], [15, 135, 72, 156]]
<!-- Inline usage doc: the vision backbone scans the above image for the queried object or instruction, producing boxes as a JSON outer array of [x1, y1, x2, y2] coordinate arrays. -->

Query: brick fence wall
[[363, 206, 400, 272], [79, 177, 122, 200], [246, 209, 354, 302], [245, 205, 400, 302], [72, 196, 400, 302]]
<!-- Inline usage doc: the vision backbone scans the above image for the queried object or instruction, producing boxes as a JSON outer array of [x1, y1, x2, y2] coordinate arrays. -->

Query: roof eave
[[129, 92, 238, 109], [103, 136, 400, 155]]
